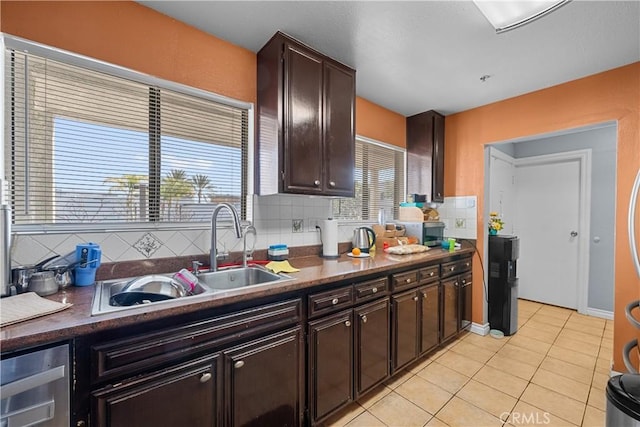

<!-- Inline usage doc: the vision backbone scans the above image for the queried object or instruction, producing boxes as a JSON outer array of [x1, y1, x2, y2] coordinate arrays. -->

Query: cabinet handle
[[345, 320, 351, 327], [332, 298, 339, 305], [465, 262, 470, 267], [405, 278, 411, 284], [461, 279, 466, 284], [413, 296, 418, 301], [314, 180, 320, 187], [361, 315, 368, 323], [429, 272, 434, 276], [329, 181, 336, 188], [234, 361, 245, 369], [200, 372, 213, 382], [371, 287, 378, 294], [422, 292, 428, 298], [450, 266, 455, 271]]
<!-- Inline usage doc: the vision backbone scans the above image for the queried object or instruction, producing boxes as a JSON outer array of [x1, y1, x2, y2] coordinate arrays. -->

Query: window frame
[[332, 135, 406, 222], [1, 34, 254, 234]]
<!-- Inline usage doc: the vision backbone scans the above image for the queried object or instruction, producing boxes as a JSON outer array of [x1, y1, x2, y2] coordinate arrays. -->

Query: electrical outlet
[[455, 218, 466, 229], [292, 219, 304, 233], [307, 218, 319, 232]]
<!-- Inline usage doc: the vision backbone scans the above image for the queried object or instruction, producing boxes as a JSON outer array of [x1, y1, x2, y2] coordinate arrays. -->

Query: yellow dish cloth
[[265, 260, 300, 273]]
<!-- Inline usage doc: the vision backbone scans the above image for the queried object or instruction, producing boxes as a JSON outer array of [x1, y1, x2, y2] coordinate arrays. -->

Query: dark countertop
[[0, 244, 474, 353]]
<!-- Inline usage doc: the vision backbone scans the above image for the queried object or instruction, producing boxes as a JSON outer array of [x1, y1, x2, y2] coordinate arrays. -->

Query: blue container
[[74, 243, 101, 286]]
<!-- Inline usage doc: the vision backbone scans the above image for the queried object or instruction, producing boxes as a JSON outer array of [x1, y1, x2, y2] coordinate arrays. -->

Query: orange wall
[[0, 0, 404, 146], [445, 62, 640, 371], [1, 1, 257, 104], [356, 97, 406, 147]]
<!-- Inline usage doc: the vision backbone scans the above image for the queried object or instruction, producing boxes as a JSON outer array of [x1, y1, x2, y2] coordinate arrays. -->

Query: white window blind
[[333, 137, 405, 220], [4, 49, 249, 227]]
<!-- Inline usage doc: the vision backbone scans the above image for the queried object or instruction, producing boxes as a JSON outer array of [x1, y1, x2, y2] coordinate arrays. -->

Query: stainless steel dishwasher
[[1, 343, 70, 427]]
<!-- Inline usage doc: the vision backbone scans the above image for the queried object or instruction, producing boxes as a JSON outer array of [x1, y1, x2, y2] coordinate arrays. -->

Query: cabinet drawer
[[308, 285, 354, 318], [391, 270, 420, 291], [418, 265, 440, 283], [354, 277, 389, 303], [91, 299, 302, 383], [441, 258, 472, 278]]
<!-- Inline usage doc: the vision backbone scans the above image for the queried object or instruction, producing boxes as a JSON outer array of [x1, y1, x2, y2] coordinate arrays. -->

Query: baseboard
[[585, 307, 614, 320], [470, 322, 490, 336]]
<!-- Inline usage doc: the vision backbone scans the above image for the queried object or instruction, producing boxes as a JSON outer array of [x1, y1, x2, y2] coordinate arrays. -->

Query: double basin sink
[[91, 266, 294, 316]]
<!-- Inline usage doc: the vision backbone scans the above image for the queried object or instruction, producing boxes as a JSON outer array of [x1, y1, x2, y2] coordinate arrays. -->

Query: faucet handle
[[191, 260, 203, 275]]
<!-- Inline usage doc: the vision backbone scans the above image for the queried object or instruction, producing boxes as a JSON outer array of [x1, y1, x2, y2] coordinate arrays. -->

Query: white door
[[489, 148, 516, 234], [515, 159, 581, 309]]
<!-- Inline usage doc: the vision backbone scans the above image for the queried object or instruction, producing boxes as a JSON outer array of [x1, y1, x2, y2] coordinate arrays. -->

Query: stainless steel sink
[[196, 266, 291, 291], [91, 266, 294, 316]]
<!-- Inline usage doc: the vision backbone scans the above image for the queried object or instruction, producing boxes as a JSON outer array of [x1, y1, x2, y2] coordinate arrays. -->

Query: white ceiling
[[139, 1, 640, 116]]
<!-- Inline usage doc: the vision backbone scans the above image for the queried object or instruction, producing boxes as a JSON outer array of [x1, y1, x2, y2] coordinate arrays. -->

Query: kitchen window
[[332, 137, 405, 221], [3, 38, 251, 230]]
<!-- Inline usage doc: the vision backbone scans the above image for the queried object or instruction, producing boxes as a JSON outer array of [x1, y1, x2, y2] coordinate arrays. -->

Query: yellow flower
[[488, 213, 505, 232]]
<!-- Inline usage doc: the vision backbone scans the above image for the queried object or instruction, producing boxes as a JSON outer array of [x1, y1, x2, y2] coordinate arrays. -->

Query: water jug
[[74, 243, 101, 286]]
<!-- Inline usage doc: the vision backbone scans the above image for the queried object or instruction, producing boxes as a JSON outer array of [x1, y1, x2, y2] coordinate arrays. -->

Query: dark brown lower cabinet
[[92, 355, 221, 427], [355, 299, 390, 398], [441, 277, 459, 342], [419, 283, 440, 354], [223, 327, 303, 427], [308, 309, 354, 422], [391, 289, 419, 372], [459, 273, 473, 331]]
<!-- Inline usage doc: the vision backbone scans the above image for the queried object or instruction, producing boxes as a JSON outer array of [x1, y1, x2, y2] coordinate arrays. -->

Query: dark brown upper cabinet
[[406, 110, 445, 202], [257, 32, 355, 197]]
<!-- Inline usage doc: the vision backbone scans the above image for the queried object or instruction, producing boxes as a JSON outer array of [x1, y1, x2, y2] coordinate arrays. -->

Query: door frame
[[514, 149, 592, 314]]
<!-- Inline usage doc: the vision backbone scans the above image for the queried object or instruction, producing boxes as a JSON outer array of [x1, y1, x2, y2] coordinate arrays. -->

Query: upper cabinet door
[[432, 112, 445, 203], [323, 62, 355, 197], [406, 110, 445, 203], [406, 112, 434, 198], [283, 43, 324, 194]]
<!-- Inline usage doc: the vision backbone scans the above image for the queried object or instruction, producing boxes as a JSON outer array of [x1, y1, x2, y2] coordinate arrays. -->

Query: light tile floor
[[325, 299, 613, 427]]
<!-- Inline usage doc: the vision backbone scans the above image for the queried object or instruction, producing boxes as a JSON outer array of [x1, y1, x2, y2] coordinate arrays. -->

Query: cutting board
[[0, 292, 72, 327]]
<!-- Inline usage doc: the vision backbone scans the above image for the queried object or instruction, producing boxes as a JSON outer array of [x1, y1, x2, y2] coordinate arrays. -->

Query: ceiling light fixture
[[473, 0, 571, 34]]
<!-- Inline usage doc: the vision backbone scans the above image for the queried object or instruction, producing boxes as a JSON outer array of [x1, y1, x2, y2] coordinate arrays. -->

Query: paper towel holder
[[318, 218, 340, 259]]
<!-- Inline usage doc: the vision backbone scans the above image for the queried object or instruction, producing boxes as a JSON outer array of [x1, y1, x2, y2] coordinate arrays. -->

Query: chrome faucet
[[210, 203, 242, 272], [242, 225, 257, 268]]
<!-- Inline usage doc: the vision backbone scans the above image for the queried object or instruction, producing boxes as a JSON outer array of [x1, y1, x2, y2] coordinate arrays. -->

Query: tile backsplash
[[10, 194, 376, 266], [438, 196, 478, 240], [11, 194, 479, 266]]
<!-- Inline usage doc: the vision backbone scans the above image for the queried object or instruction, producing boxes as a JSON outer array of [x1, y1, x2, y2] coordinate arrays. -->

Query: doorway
[[483, 123, 616, 323]]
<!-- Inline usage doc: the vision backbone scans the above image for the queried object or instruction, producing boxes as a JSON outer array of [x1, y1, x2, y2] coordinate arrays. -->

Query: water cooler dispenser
[[488, 234, 520, 336]]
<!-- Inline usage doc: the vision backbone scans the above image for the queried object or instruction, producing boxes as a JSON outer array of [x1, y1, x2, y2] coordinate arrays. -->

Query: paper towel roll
[[320, 218, 339, 258]]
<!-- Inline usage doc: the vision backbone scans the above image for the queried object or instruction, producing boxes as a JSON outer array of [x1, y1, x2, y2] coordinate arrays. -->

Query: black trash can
[[606, 374, 640, 426]]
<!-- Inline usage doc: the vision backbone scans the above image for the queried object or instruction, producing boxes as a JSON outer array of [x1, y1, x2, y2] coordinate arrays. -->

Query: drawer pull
[[234, 361, 245, 369], [332, 298, 339, 305], [345, 320, 351, 327], [465, 262, 470, 267], [413, 296, 418, 301], [429, 272, 434, 277], [422, 292, 428, 298], [461, 279, 466, 284], [450, 266, 455, 271], [405, 278, 411, 284], [314, 180, 320, 187], [200, 372, 213, 382], [371, 287, 378, 294], [329, 181, 336, 188], [361, 315, 368, 323]]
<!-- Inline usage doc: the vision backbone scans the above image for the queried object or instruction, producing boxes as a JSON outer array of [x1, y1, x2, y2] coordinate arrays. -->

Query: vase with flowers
[[488, 212, 504, 235]]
